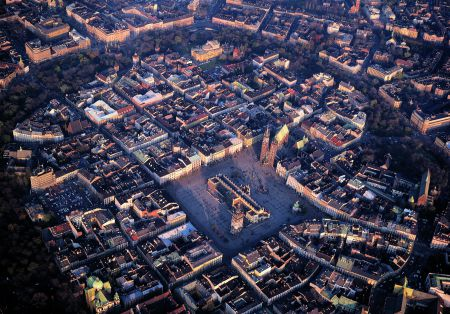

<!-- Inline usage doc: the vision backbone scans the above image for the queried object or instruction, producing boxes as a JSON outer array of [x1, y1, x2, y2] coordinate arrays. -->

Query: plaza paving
[[167, 148, 325, 258]]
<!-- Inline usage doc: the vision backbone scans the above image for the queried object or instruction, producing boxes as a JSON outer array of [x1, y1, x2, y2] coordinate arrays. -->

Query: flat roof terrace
[[166, 148, 325, 258]]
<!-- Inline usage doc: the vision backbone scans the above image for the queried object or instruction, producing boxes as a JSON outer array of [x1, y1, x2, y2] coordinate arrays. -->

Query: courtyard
[[167, 148, 325, 258]]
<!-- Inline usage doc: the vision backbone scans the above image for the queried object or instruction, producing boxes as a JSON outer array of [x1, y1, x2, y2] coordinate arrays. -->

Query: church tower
[[260, 127, 270, 164]]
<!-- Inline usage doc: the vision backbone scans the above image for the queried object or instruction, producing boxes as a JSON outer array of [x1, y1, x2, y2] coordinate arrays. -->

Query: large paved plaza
[[167, 148, 325, 258]]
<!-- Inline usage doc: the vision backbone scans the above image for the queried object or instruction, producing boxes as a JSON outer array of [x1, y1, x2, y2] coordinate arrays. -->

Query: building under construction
[[207, 174, 270, 230]]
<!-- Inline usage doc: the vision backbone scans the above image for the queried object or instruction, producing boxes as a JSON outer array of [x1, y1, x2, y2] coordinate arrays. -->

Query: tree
[[175, 35, 183, 45]]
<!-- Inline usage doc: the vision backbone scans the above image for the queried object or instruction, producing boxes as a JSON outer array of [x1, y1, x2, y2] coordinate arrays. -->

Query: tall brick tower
[[417, 169, 431, 206], [349, 0, 360, 14], [260, 127, 271, 164], [266, 141, 278, 167], [266, 125, 289, 168]]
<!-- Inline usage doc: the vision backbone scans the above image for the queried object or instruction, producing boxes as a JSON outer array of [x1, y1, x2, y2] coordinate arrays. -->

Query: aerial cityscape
[[0, 0, 449, 313]]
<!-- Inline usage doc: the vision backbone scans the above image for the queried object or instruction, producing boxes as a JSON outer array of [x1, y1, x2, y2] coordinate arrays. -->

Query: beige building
[[25, 30, 91, 63], [0, 62, 22, 89], [30, 167, 56, 191], [34, 18, 70, 41], [87, 25, 130, 43], [25, 39, 52, 63], [191, 40, 223, 62], [411, 109, 450, 134], [13, 122, 64, 144], [390, 25, 419, 39], [378, 84, 402, 108], [367, 65, 403, 82]]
